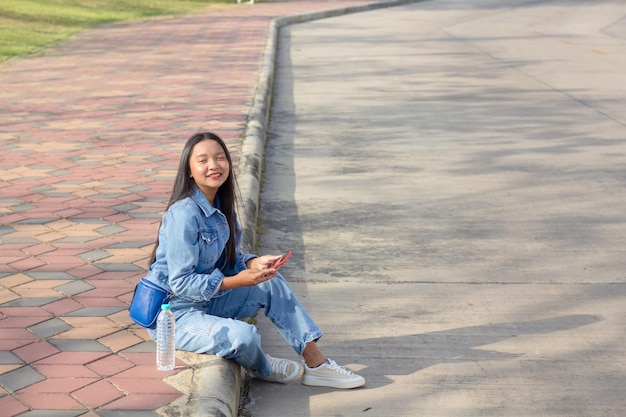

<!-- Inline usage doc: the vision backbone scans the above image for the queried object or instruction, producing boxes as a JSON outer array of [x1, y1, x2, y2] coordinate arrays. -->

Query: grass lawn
[[0, 0, 245, 62]]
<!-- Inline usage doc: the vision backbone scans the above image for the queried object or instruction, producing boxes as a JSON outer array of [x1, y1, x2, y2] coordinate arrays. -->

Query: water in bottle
[[156, 304, 176, 371]]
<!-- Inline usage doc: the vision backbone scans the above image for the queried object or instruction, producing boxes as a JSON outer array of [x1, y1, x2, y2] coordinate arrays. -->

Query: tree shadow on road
[[352, 313, 600, 383], [248, 314, 601, 416]]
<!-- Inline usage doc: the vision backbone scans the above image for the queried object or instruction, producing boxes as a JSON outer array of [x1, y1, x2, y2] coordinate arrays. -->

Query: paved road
[[248, 0, 626, 416]]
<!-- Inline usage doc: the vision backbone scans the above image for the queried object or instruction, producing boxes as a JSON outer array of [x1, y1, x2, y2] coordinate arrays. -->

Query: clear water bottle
[[156, 304, 176, 371]]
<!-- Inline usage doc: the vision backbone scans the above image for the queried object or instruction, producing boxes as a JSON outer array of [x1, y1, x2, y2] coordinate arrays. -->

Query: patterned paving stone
[[0, 315, 51, 329], [78, 249, 111, 263], [54, 280, 95, 296], [94, 263, 145, 272], [17, 377, 98, 395], [98, 330, 145, 353], [0, 366, 46, 392], [71, 379, 125, 409], [0, 291, 20, 306], [16, 391, 85, 410], [31, 364, 101, 379], [12, 341, 61, 364], [73, 296, 128, 308], [54, 317, 120, 340], [41, 298, 84, 316], [63, 264, 103, 280], [0, 364, 23, 376], [0, 395, 29, 417], [0, 340, 36, 353], [48, 339, 110, 353], [25, 272, 75, 281], [64, 307, 126, 317], [35, 351, 112, 366], [1, 298, 62, 307], [0, 351, 24, 365], [85, 354, 135, 377], [27, 318, 73, 339]]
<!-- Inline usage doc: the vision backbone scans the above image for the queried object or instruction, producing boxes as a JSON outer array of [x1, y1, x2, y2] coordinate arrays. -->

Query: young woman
[[145, 131, 365, 389]]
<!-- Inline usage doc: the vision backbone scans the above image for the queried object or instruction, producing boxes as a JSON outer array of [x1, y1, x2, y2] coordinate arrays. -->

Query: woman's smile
[[189, 139, 230, 202]]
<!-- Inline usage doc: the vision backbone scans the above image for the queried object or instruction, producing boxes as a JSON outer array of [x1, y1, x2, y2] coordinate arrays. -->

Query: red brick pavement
[[0, 1, 374, 415]]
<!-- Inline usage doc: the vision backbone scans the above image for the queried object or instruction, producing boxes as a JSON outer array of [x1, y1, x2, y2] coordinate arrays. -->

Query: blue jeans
[[148, 274, 322, 377]]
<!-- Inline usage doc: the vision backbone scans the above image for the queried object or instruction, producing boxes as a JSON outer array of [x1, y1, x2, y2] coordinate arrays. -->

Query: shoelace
[[268, 356, 289, 376], [326, 359, 353, 375]]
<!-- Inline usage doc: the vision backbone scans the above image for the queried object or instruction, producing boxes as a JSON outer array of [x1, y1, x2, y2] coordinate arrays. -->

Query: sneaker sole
[[302, 375, 365, 389]]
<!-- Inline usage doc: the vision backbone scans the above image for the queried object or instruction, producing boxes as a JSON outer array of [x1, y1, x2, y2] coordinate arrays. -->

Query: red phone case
[[271, 251, 292, 269]]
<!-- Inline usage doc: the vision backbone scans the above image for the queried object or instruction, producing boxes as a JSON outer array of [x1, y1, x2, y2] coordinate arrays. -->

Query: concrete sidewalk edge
[[180, 1, 426, 416]]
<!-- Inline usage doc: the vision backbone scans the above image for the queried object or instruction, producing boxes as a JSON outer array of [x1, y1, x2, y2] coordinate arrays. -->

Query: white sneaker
[[303, 359, 365, 389], [251, 355, 304, 384]]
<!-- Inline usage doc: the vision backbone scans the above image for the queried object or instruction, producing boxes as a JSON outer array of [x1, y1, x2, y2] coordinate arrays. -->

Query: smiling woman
[[140, 131, 366, 389], [0, 0, 236, 61]]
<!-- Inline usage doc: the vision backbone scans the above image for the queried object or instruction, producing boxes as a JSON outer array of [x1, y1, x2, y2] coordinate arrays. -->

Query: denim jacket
[[145, 185, 257, 304]]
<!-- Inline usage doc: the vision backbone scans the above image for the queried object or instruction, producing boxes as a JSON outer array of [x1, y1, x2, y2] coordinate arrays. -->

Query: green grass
[[0, 0, 241, 61]]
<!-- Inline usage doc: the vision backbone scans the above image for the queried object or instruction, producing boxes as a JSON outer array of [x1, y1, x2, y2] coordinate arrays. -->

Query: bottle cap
[[161, 304, 171, 310]]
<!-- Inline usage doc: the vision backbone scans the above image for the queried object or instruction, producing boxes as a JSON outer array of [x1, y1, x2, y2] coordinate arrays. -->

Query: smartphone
[[270, 251, 292, 269]]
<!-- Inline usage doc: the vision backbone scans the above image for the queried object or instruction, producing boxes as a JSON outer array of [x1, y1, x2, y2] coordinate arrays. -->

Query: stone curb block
[[187, 354, 243, 417]]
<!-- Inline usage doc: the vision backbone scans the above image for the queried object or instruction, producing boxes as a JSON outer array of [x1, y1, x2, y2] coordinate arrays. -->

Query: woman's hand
[[247, 254, 282, 271], [220, 255, 283, 290], [220, 267, 277, 290]]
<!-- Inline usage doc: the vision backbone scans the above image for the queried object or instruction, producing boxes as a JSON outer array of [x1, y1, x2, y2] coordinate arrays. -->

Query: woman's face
[[189, 139, 230, 199]]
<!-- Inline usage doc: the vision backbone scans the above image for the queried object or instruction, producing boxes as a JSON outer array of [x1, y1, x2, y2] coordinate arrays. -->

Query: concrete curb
[[191, 1, 426, 416]]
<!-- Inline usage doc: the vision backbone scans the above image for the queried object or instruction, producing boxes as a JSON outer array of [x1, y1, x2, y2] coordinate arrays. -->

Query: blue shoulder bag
[[129, 278, 170, 328]]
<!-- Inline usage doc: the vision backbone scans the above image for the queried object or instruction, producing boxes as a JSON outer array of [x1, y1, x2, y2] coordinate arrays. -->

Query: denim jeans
[[148, 274, 322, 377]]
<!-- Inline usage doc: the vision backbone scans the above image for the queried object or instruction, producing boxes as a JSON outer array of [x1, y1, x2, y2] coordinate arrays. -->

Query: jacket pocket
[[198, 229, 219, 263]]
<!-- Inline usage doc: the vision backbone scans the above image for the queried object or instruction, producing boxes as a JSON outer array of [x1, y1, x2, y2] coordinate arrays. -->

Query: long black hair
[[149, 132, 240, 267]]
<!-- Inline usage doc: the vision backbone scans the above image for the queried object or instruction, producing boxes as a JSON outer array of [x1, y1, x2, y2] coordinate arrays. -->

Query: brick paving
[[0, 1, 374, 415]]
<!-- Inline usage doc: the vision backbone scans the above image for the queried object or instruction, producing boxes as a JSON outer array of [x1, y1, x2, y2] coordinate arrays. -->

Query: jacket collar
[[190, 184, 220, 217]]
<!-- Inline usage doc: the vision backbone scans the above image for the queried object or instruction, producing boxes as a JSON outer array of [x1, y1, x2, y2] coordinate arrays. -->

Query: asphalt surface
[[248, 0, 626, 416], [1, 0, 625, 416]]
